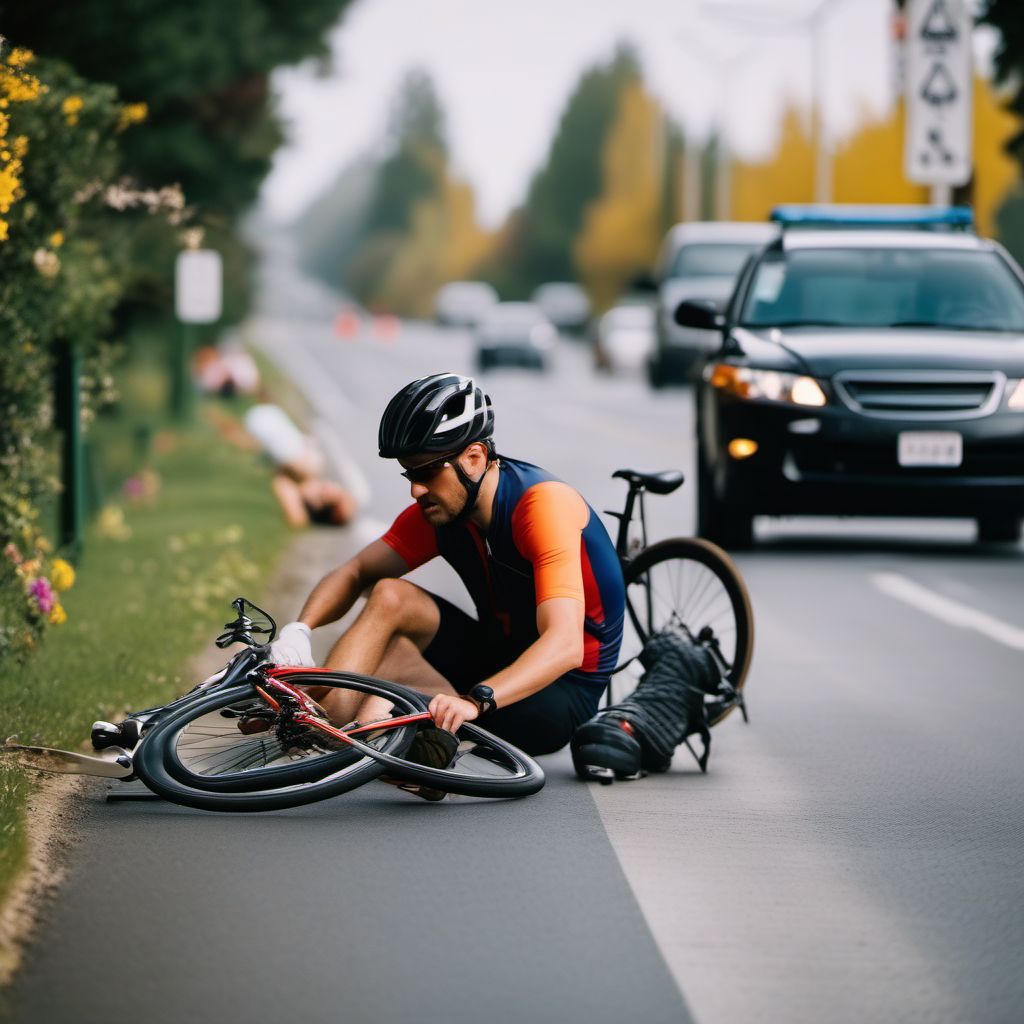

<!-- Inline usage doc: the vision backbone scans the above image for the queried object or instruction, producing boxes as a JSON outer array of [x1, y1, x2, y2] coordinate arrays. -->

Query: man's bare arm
[[297, 539, 409, 629]]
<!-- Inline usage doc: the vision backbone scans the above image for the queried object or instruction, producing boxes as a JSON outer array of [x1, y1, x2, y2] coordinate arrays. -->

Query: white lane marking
[[872, 572, 1024, 651]]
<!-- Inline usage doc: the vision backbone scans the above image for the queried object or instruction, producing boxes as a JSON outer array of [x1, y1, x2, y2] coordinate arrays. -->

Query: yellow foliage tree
[[373, 173, 494, 317], [731, 76, 1019, 239], [574, 80, 667, 311], [730, 106, 815, 221]]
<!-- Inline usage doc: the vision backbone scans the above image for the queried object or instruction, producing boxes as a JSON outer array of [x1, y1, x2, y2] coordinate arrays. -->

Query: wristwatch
[[467, 684, 497, 715]]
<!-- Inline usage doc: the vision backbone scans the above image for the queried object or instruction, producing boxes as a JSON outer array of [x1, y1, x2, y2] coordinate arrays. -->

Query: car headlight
[[707, 364, 827, 406], [1008, 379, 1024, 410]]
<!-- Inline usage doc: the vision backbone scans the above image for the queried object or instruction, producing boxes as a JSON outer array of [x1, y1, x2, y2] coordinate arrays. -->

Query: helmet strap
[[449, 441, 496, 524]]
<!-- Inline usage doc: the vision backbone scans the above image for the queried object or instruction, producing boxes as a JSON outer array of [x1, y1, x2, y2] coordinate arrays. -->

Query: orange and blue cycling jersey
[[381, 456, 625, 695]]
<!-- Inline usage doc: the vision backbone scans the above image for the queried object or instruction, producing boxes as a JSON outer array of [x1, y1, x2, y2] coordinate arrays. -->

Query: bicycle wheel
[[347, 721, 545, 799], [623, 537, 754, 724], [158, 672, 424, 792], [134, 681, 419, 812]]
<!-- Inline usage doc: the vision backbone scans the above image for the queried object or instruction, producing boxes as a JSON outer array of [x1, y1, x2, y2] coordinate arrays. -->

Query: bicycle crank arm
[[2, 740, 134, 779]]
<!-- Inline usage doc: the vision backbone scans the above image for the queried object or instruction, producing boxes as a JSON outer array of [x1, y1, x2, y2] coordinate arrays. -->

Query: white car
[[532, 282, 591, 334], [594, 304, 656, 373], [650, 221, 777, 386], [475, 302, 557, 372], [434, 281, 498, 328]]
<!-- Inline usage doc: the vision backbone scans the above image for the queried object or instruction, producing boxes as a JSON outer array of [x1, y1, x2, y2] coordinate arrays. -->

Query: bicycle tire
[[344, 720, 545, 799], [157, 671, 423, 792], [623, 537, 754, 725], [134, 682, 418, 812]]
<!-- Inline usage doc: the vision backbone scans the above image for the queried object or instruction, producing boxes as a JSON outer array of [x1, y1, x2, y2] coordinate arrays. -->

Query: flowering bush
[[0, 43, 162, 662], [0, 534, 76, 660]]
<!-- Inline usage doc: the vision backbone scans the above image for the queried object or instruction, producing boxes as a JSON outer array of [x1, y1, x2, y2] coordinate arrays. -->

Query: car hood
[[733, 326, 1024, 378]]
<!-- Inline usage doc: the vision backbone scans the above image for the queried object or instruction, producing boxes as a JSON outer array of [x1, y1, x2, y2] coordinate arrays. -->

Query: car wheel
[[976, 516, 1022, 544], [697, 451, 754, 549]]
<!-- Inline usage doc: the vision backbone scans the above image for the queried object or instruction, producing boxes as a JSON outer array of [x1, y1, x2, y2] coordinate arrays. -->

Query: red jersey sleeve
[[381, 504, 439, 571], [510, 482, 588, 604]]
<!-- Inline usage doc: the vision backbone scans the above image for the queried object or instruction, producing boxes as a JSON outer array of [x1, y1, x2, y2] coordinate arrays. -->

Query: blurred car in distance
[[650, 221, 778, 387], [434, 280, 498, 327], [594, 303, 657, 373], [683, 204, 1024, 548], [532, 282, 591, 335], [476, 302, 557, 372]]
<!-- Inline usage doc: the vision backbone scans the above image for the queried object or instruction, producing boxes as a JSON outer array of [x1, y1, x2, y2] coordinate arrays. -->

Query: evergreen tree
[[486, 44, 645, 297], [980, 0, 1024, 173]]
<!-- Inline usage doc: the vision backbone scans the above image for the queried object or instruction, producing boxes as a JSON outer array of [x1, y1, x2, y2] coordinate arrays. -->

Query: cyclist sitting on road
[[267, 372, 625, 787]]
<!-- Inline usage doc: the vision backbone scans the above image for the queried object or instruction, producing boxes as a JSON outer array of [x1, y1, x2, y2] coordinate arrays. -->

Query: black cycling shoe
[[381, 726, 459, 802]]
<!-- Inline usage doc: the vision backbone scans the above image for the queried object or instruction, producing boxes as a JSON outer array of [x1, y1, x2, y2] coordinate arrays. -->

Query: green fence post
[[170, 320, 196, 422], [54, 343, 85, 559]]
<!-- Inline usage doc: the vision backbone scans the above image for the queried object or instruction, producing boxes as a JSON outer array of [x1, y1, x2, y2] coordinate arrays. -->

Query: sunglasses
[[399, 449, 462, 484]]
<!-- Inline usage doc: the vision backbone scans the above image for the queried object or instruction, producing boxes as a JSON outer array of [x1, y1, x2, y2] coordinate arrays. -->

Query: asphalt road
[[5, 239, 1024, 1023]]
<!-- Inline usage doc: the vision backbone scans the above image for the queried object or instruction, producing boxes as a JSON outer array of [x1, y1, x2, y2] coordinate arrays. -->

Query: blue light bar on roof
[[770, 204, 974, 230]]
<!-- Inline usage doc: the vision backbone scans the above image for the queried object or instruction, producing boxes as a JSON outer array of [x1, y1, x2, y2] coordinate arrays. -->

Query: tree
[[980, 0, 1024, 172], [574, 80, 669, 310], [486, 45, 646, 298], [301, 69, 490, 316], [0, 0, 357, 318]]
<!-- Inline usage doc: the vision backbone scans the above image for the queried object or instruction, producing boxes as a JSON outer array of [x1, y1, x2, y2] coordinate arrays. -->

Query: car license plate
[[897, 431, 963, 467]]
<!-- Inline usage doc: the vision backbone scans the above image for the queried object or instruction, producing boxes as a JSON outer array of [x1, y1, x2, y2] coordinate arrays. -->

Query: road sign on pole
[[172, 248, 223, 421], [904, 0, 972, 189]]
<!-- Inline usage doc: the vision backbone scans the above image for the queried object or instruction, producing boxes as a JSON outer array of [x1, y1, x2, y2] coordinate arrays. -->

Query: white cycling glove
[[269, 621, 315, 667]]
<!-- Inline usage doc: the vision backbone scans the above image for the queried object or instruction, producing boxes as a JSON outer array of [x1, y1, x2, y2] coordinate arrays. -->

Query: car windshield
[[670, 242, 764, 279], [740, 247, 1024, 331]]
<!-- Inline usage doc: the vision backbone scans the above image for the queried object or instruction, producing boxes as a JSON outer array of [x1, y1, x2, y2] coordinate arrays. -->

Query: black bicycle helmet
[[378, 373, 494, 458]]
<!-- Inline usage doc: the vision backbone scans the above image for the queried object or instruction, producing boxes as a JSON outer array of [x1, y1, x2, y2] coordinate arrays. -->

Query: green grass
[[0, 402, 293, 903]]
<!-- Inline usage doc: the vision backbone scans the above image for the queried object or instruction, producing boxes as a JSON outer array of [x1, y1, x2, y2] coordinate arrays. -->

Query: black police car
[[676, 206, 1024, 548]]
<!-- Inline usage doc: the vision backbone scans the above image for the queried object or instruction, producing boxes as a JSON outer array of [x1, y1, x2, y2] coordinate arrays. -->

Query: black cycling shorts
[[421, 593, 605, 756]]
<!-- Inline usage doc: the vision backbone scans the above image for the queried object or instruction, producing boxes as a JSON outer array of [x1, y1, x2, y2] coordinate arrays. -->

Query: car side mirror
[[674, 298, 725, 331]]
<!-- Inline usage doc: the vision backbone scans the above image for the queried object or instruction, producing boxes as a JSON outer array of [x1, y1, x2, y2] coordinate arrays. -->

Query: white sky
[[260, 0, 998, 228]]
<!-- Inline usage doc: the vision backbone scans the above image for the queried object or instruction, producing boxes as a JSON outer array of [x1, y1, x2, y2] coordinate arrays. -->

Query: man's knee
[[365, 578, 418, 619], [365, 579, 438, 639]]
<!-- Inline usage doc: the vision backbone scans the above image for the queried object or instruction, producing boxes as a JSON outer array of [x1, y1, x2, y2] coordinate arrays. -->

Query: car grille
[[834, 371, 1002, 419]]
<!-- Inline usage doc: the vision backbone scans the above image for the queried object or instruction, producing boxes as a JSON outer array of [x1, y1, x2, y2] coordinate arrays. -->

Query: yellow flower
[[0, 159, 23, 214], [0, 219, 7, 241], [62, 95, 83, 126], [50, 557, 75, 592], [49, 604, 67, 626], [117, 102, 148, 131], [0, 68, 41, 103], [49, 230, 64, 248], [12, 135, 27, 157], [7, 49, 34, 68]]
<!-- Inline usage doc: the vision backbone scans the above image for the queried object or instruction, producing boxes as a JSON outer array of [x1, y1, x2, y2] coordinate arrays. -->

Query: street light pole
[[702, 0, 849, 203], [674, 32, 756, 220]]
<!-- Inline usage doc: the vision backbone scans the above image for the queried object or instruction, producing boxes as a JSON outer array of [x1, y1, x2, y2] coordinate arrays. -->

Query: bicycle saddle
[[612, 469, 684, 494]]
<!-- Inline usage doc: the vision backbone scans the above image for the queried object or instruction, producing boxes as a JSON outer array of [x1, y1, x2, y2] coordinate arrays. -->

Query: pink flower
[[29, 576, 54, 616], [3, 543, 22, 566], [122, 475, 145, 498]]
